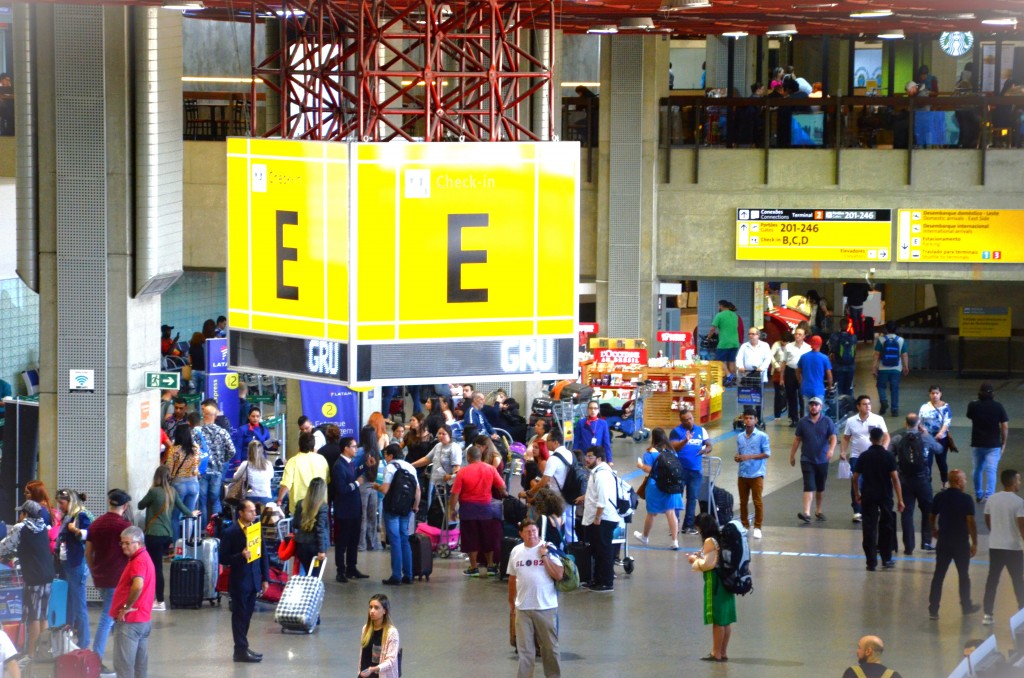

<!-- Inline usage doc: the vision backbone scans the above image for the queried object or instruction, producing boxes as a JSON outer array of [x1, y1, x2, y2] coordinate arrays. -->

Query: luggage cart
[[629, 380, 655, 442], [734, 371, 767, 430], [825, 385, 856, 429], [429, 480, 461, 559], [551, 400, 585, 444], [698, 455, 724, 524]]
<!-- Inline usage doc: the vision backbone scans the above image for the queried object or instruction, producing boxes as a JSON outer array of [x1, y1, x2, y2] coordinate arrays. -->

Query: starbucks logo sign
[[940, 31, 974, 57]]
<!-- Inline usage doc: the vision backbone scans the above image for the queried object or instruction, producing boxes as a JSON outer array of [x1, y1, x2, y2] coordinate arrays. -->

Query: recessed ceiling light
[[878, 28, 905, 39], [161, 0, 204, 9], [722, 31, 748, 37], [660, 0, 712, 9], [620, 17, 655, 30], [850, 9, 893, 18], [588, 24, 618, 34], [766, 23, 798, 35], [981, 17, 1018, 26]]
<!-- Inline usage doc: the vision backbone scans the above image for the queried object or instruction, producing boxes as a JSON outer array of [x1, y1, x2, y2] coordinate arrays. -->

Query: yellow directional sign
[[735, 208, 892, 262], [960, 307, 1011, 338], [897, 209, 1024, 263]]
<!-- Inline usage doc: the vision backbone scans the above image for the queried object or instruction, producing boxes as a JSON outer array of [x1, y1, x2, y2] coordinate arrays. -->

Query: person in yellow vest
[[841, 635, 903, 678]]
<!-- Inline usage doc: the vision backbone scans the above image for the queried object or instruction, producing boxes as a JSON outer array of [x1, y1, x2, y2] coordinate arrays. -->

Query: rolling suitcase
[[409, 532, 433, 581], [47, 577, 69, 628], [499, 536, 522, 581], [567, 541, 593, 585], [56, 648, 102, 678], [275, 556, 325, 634], [170, 518, 205, 609], [199, 535, 221, 605]]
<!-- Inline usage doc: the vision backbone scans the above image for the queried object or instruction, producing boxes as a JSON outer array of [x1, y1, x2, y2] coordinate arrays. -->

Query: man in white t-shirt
[[507, 519, 563, 678], [531, 428, 575, 541], [0, 628, 19, 678], [736, 328, 773, 422], [982, 468, 1024, 626], [841, 395, 889, 523]]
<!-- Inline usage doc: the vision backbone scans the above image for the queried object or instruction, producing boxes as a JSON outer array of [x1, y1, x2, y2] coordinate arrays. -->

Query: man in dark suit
[[221, 499, 269, 663], [331, 436, 371, 583]]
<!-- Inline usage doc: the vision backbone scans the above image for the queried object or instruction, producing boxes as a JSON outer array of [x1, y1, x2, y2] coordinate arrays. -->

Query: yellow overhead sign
[[226, 139, 580, 386], [959, 307, 1012, 338], [897, 209, 1024, 263], [735, 209, 892, 262], [226, 139, 350, 341], [353, 142, 578, 342]]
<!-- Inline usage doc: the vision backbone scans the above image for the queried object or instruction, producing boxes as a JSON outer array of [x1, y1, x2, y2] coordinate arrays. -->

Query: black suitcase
[[410, 533, 433, 581], [568, 541, 592, 585], [170, 559, 205, 609], [499, 536, 522, 581], [559, 383, 594, 403], [531, 398, 554, 418]]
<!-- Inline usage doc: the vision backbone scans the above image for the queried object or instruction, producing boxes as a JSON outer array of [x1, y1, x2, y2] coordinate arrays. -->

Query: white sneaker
[[852, 513, 863, 523], [983, 614, 994, 625], [752, 528, 762, 539], [152, 601, 166, 611], [633, 531, 649, 545], [670, 541, 679, 550]]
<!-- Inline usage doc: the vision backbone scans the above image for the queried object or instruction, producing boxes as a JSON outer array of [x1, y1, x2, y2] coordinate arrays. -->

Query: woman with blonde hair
[[358, 594, 400, 678], [55, 488, 92, 646], [232, 440, 275, 505], [293, 477, 330, 574], [138, 466, 197, 610]]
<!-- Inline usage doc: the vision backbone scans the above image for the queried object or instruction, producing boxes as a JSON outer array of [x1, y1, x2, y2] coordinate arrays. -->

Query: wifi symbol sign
[[70, 370, 94, 391], [74, 375, 89, 387]]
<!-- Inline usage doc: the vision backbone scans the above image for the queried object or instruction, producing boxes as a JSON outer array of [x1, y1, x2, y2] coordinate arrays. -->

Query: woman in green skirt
[[688, 512, 736, 662]]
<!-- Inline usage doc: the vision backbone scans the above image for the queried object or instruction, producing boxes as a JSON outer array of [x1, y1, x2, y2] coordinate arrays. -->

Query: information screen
[[897, 209, 1024, 263], [735, 208, 891, 262]]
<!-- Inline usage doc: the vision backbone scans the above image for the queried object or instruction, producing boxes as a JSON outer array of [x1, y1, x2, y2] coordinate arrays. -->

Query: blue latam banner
[[299, 380, 360, 438], [206, 338, 239, 437]]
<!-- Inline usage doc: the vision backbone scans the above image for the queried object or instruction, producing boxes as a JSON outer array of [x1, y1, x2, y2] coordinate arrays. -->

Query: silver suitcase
[[175, 516, 221, 606], [274, 556, 325, 634]]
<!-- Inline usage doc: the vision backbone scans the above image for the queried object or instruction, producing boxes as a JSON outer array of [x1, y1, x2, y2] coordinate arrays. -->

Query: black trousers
[[143, 535, 172, 603], [860, 497, 895, 565], [586, 520, 618, 588], [784, 367, 803, 424], [335, 515, 361, 575], [983, 549, 1024, 615], [231, 587, 257, 654], [929, 543, 972, 614], [899, 473, 933, 553]]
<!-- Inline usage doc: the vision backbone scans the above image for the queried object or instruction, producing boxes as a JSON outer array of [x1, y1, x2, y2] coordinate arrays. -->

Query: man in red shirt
[[110, 526, 156, 678], [450, 446, 507, 577], [85, 489, 132, 665]]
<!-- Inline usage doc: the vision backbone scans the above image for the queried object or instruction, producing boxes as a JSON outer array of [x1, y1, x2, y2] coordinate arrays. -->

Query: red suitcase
[[56, 648, 102, 678]]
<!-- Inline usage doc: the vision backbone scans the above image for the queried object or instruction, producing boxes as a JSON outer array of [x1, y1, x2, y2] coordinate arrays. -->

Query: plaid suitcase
[[274, 556, 325, 634]]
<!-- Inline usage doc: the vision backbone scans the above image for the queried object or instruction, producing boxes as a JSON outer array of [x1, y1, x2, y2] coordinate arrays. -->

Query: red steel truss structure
[[250, 0, 555, 141]]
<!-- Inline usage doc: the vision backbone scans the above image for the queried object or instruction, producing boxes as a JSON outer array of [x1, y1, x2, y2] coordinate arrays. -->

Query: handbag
[[838, 459, 852, 479], [225, 474, 248, 503], [946, 431, 959, 453], [637, 473, 650, 500], [180, 364, 193, 381]]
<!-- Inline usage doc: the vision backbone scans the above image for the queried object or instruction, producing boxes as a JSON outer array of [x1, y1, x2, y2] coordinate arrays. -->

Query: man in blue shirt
[[573, 400, 613, 463], [669, 408, 712, 534], [796, 335, 832, 400], [464, 391, 498, 439], [789, 396, 837, 523], [734, 408, 771, 539]]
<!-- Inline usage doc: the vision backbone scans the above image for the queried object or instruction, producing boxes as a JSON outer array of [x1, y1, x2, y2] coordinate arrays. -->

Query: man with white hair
[[110, 526, 156, 678]]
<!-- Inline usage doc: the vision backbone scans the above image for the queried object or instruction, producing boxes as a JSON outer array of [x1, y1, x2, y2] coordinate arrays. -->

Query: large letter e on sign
[[447, 213, 488, 304]]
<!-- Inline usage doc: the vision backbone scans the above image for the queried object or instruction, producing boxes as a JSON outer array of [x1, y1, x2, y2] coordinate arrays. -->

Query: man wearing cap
[[789, 396, 837, 523], [160, 324, 179, 356], [966, 382, 1009, 503], [795, 335, 832, 402], [841, 395, 889, 523], [86, 489, 133, 664], [0, 500, 56, 658]]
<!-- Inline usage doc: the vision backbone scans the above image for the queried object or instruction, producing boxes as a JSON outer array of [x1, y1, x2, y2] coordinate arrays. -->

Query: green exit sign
[[146, 372, 180, 390]]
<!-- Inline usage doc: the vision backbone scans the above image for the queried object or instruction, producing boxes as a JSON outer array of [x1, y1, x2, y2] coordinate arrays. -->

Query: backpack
[[653, 449, 684, 494], [717, 519, 753, 595], [833, 331, 857, 367], [608, 468, 638, 517], [383, 464, 418, 515], [895, 431, 926, 475], [552, 450, 589, 504], [880, 336, 901, 367]]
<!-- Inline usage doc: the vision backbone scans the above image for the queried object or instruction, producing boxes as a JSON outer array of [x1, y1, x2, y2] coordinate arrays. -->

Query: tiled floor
[[74, 361, 1024, 677]]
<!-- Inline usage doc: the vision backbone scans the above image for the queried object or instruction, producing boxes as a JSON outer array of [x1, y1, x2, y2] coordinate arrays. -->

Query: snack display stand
[[581, 359, 724, 429]]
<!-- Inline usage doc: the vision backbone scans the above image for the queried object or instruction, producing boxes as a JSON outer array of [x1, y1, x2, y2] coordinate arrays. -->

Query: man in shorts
[[0, 501, 56, 658], [710, 299, 740, 385], [789, 396, 837, 524]]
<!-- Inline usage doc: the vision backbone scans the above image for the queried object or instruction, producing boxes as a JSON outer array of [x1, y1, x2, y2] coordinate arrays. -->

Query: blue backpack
[[880, 336, 901, 368]]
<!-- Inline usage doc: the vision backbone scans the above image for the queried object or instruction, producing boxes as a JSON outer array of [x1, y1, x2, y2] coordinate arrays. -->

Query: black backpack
[[895, 432, 926, 475], [383, 464, 418, 515], [552, 450, 589, 504], [717, 519, 753, 595], [653, 449, 684, 494]]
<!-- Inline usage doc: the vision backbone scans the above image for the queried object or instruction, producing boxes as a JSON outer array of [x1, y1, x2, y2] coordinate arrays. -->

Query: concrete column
[[32, 6, 181, 508], [595, 34, 663, 345]]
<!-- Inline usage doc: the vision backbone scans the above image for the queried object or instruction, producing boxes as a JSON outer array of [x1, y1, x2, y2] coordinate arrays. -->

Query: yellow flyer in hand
[[245, 523, 261, 563]]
